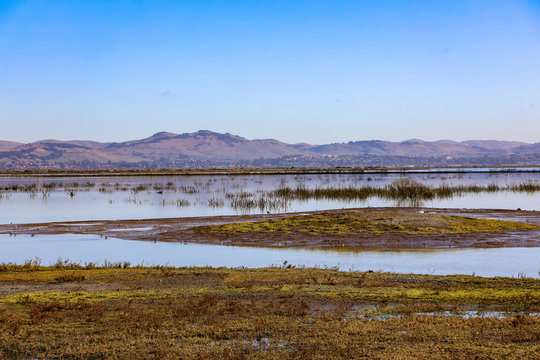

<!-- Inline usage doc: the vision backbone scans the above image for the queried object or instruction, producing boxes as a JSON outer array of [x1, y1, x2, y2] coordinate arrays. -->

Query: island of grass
[[200, 210, 538, 236], [191, 209, 540, 249], [1, 265, 539, 359]]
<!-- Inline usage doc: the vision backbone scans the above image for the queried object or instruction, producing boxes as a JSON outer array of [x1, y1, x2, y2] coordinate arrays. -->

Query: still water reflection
[[2, 234, 539, 278], [1, 172, 540, 224]]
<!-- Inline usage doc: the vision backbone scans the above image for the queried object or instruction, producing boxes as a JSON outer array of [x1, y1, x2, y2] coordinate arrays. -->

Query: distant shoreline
[[2, 165, 540, 177]]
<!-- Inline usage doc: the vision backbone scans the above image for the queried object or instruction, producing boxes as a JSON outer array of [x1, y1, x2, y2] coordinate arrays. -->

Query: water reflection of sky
[[2, 234, 539, 278], [1, 173, 540, 224]]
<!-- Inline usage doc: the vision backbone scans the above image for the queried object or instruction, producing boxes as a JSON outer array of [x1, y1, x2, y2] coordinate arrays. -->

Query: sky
[[1, 0, 540, 144]]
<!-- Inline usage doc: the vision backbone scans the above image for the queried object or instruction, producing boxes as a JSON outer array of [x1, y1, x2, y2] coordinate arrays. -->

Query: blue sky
[[1, 0, 540, 144]]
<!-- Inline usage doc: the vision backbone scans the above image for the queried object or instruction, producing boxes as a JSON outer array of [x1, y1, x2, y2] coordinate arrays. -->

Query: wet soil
[[1, 208, 540, 249]]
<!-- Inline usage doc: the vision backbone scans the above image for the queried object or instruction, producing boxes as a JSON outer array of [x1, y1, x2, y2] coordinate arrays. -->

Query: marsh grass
[[198, 210, 539, 236], [2, 178, 540, 201], [270, 179, 540, 203], [1, 266, 540, 358], [53, 273, 86, 283], [175, 199, 191, 207], [179, 185, 198, 194], [221, 179, 540, 212], [208, 197, 225, 208], [2, 178, 540, 214], [227, 193, 290, 213]]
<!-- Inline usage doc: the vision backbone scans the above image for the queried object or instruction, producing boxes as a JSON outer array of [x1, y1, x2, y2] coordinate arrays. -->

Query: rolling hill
[[0, 130, 538, 170]]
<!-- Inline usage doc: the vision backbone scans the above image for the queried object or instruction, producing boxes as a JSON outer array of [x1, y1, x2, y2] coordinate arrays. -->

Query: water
[[1, 171, 540, 224], [2, 234, 539, 278]]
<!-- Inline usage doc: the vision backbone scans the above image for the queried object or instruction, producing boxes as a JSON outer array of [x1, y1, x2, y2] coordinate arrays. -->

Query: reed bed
[[2, 178, 540, 201], [270, 179, 540, 202], [2, 178, 540, 213], [223, 179, 540, 212]]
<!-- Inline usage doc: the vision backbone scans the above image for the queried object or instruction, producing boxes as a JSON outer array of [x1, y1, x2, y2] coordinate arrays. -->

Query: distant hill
[[460, 140, 528, 152], [0, 130, 538, 170], [513, 142, 540, 154], [0, 141, 22, 150], [36, 139, 110, 149], [308, 139, 528, 157], [102, 130, 305, 160]]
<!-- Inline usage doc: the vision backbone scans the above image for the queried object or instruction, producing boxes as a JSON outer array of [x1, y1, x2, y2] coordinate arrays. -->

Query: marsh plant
[[207, 197, 225, 208], [266, 179, 540, 202], [2, 177, 540, 214], [227, 192, 290, 213], [1, 266, 540, 359]]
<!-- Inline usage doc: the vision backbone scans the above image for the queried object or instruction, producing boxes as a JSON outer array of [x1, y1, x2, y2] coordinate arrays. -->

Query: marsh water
[[1, 170, 540, 224], [2, 171, 540, 277], [2, 234, 539, 278]]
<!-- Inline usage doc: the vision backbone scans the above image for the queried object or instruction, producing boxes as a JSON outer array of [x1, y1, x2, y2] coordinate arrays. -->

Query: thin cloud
[[159, 90, 177, 97]]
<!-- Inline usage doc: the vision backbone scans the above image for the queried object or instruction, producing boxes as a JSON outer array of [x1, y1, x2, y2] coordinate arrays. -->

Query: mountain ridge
[[1, 130, 539, 170]]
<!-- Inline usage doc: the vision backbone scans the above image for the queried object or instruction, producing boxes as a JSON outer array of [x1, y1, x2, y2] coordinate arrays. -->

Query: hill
[[0, 130, 538, 170]]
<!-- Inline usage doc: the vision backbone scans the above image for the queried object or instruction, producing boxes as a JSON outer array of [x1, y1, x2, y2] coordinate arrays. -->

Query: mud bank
[[1, 208, 540, 249]]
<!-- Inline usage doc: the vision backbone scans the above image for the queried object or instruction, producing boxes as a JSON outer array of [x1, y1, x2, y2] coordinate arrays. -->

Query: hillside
[[0, 130, 538, 170], [309, 139, 529, 157], [0, 141, 22, 150]]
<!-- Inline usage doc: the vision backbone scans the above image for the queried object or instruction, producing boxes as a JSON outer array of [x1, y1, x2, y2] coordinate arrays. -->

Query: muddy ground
[[1, 208, 540, 249]]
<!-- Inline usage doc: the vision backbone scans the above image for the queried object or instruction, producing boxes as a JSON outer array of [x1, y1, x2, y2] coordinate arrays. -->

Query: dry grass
[[1, 266, 540, 359]]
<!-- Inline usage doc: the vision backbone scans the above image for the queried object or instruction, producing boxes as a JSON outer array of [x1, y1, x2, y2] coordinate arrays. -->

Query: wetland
[[2, 170, 540, 224], [1, 265, 539, 359], [2, 169, 540, 358], [2, 169, 540, 268]]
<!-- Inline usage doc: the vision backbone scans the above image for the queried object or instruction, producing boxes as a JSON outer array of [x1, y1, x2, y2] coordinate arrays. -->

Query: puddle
[[347, 311, 540, 321], [108, 227, 154, 232]]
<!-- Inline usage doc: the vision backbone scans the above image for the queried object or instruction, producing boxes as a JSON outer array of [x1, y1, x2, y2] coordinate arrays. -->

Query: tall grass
[[228, 193, 290, 213], [266, 179, 540, 203]]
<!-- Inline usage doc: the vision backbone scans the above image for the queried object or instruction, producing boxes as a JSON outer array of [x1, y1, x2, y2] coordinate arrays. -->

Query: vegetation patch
[[197, 210, 539, 236], [1, 266, 540, 359]]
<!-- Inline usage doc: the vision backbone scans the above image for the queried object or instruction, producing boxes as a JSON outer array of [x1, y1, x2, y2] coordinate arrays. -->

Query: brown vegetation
[[1, 266, 540, 359]]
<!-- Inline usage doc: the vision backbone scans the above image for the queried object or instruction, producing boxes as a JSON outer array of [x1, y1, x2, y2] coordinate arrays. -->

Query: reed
[[265, 179, 540, 202]]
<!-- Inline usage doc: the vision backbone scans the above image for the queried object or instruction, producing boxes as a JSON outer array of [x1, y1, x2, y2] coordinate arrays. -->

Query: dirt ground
[[2, 207, 540, 249]]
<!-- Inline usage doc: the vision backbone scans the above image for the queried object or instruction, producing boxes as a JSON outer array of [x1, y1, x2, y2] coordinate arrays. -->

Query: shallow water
[[1, 172, 540, 224], [349, 311, 540, 321], [2, 234, 539, 278]]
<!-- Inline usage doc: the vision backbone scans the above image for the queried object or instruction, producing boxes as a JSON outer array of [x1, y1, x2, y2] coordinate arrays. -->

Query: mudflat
[[2, 208, 540, 249]]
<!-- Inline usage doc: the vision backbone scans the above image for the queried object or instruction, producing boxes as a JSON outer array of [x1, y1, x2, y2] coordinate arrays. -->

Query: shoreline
[[2, 165, 540, 177]]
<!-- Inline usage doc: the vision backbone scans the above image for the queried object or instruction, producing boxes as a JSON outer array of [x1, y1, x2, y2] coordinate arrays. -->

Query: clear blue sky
[[1, 0, 539, 144]]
